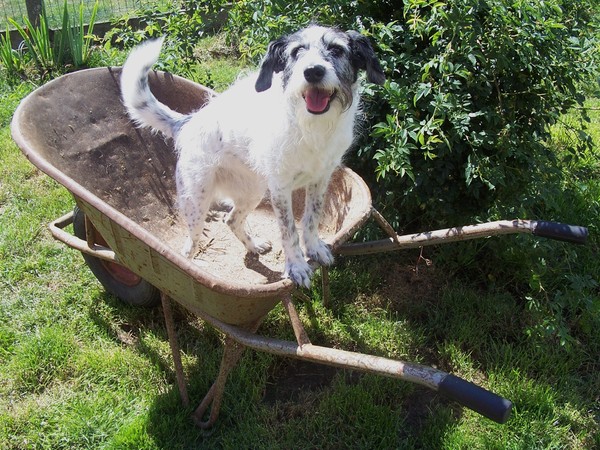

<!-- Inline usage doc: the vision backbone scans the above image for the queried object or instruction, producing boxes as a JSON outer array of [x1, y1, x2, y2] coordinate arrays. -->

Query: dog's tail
[[120, 37, 185, 138]]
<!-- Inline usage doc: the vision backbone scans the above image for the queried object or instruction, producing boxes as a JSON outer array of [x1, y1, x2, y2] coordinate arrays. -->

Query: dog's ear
[[347, 31, 386, 85], [255, 36, 288, 92]]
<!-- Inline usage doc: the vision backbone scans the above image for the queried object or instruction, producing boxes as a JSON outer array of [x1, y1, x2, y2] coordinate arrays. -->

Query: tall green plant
[[9, 6, 54, 73], [60, 0, 98, 68], [352, 0, 599, 229], [7, 0, 98, 77], [0, 29, 23, 77]]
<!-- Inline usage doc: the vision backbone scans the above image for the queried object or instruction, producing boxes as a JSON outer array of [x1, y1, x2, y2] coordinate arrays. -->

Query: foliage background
[[106, 0, 599, 222]]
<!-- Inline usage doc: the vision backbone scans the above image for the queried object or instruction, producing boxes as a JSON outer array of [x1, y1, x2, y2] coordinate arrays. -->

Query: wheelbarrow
[[11, 67, 588, 428]]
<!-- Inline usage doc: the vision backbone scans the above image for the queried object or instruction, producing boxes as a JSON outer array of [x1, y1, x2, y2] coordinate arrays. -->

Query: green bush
[[214, 0, 598, 230], [358, 1, 598, 230], [222, 0, 344, 60], [352, 0, 599, 346]]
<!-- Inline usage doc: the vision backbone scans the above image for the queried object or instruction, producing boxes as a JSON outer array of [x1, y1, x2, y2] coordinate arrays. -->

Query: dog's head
[[255, 26, 385, 115]]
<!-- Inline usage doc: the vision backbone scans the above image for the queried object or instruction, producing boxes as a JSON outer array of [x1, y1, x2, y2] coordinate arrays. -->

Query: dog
[[120, 25, 385, 287]]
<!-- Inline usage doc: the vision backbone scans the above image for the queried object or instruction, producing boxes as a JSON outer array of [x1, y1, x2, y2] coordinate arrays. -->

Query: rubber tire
[[72, 206, 160, 307]]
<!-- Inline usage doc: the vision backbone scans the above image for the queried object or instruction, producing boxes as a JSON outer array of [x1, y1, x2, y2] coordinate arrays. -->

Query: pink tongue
[[305, 88, 331, 113]]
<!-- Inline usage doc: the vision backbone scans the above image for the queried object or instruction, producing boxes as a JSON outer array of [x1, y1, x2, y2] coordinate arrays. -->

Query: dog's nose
[[304, 65, 326, 83]]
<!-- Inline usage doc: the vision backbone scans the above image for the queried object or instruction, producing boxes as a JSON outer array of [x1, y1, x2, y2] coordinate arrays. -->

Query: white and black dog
[[121, 25, 385, 287]]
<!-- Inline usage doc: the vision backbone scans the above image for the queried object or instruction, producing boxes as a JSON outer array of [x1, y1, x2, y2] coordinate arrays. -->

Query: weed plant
[[9, 9, 55, 73], [3, 1, 98, 80], [0, 29, 24, 78]]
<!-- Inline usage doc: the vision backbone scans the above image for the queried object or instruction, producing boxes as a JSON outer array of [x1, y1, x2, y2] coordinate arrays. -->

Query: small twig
[[414, 247, 432, 275]]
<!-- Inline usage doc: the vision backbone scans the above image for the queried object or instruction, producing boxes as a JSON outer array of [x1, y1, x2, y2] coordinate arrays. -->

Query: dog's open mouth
[[303, 88, 335, 114]]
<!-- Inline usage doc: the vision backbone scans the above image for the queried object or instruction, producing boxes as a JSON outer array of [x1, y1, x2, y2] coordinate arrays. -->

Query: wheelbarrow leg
[[160, 292, 190, 407], [282, 294, 311, 346], [192, 293, 332, 427], [192, 319, 263, 429], [320, 207, 398, 308]]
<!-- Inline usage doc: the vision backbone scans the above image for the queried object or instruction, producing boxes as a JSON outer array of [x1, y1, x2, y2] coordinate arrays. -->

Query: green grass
[[1, 43, 599, 448]]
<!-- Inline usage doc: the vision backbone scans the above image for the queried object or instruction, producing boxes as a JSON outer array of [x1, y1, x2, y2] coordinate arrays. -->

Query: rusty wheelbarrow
[[11, 67, 589, 427]]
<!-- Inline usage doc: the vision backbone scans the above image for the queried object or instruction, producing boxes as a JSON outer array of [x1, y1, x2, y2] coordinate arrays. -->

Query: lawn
[[0, 39, 599, 449]]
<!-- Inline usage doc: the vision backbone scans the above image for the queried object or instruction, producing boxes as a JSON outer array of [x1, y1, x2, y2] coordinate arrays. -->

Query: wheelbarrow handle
[[184, 301, 514, 424], [336, 218, 589, 256], [531, 220, 589, 245], [438, 374, 512, 424], [48, 211, 118, 263]]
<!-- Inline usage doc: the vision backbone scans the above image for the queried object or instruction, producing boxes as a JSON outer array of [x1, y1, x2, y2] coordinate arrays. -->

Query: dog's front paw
[[306, 239, 334, 266], [285, 259, 313, 288]]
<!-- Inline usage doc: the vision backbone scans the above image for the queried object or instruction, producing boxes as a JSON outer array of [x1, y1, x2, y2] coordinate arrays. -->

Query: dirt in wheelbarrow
[[160, 190, 346, 286], [189, 205, 287, 285]]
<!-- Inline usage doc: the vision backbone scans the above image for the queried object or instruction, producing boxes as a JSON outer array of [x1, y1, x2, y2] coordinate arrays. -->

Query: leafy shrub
[[211, 0, 598, 230], [222, 0, 344, 61], [358, 0, 598, 230], [104, 0, 211, 76], [354, 0, 599, 346]]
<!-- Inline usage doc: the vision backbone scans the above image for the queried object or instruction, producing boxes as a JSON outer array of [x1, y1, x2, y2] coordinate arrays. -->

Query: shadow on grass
[[84, 233, 600, 447], [325, 250, 599, 446], [86, 286, 462, 448]]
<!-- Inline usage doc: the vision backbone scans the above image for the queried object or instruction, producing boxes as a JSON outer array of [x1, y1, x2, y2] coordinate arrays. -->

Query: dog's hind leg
[[226, 190, 272, 255], [178, 172, 215, 259], [180, 194, 213, 259]]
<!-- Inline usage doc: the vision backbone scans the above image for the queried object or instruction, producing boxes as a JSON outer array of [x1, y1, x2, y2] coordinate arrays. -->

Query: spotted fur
[[120, 25, 384, 288]]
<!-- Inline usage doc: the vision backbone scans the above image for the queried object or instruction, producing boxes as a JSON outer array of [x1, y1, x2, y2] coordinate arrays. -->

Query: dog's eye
[[328, 45, 345, 57], [290, 46, 305, 59]]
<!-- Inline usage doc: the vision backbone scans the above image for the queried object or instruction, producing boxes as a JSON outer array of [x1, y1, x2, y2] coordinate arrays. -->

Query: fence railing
[[1, 0, 169, 32]]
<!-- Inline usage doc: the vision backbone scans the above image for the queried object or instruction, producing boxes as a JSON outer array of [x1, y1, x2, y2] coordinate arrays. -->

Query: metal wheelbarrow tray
[[11, 68, 589, 427]]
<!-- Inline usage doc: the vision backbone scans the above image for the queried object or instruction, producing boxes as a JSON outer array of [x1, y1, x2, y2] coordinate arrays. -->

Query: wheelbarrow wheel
[[72, 206, 160, 307]]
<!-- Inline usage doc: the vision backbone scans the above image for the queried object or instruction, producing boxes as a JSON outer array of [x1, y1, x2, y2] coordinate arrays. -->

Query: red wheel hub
[[91, 228, 142, 287]]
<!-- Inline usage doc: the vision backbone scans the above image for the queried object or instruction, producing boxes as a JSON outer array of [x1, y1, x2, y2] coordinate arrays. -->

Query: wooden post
[[25, 0, 44, 28]]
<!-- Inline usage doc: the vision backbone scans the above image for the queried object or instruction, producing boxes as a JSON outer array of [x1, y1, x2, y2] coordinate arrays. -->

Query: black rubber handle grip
[[532, 221, 588, 244], [438, 374, 512, 424]]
